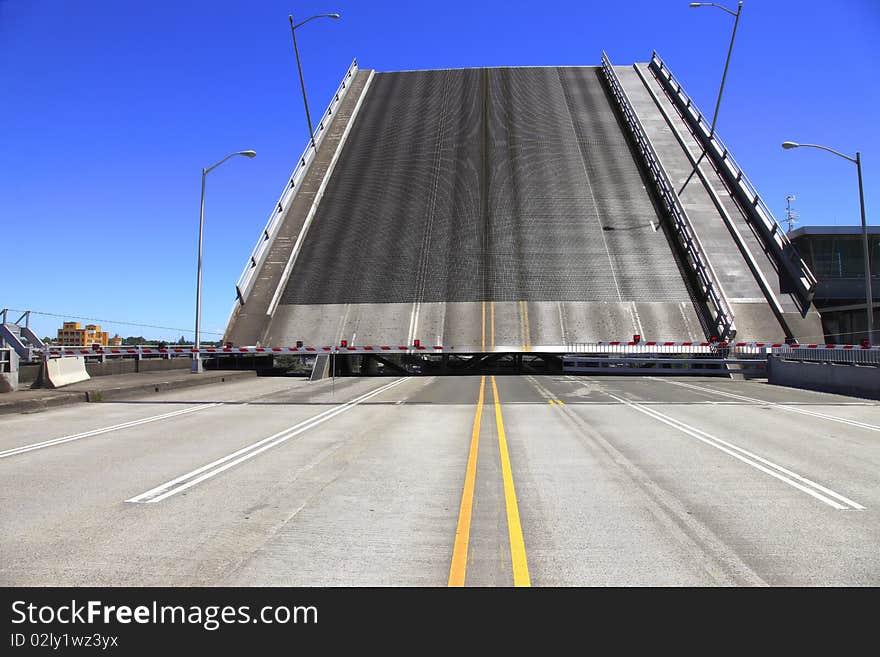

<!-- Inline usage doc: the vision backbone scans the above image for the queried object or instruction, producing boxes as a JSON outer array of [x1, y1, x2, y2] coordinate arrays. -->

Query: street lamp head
[[239, 150, 257, 158], [689, 3, 704, 6], [781, 141, 800, 150], [292, 13, 341, 28]]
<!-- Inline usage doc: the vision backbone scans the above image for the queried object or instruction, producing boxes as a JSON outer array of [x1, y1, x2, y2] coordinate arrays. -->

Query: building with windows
[[56, 322, 110, 347], [789, 226, 880, 343]]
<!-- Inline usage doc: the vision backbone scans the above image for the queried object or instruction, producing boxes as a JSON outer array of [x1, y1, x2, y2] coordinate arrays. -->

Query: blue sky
[[2, 0, 878, 341]]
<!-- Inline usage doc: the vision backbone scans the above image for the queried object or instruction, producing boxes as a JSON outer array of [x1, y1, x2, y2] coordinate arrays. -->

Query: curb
[[84, 371, 256, 402], [0, 392, 85, 416], [0, 370, 257, 415]]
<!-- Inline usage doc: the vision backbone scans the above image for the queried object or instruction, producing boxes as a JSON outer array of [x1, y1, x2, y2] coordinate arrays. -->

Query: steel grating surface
[[280, 66, 694, 306]]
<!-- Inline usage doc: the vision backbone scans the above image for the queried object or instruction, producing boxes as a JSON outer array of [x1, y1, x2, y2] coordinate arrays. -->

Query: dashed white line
[[0, 404, 222, 460], [126, 378, 409, 504], [607, 392, 864, 510], [662, 379, 880, 432]]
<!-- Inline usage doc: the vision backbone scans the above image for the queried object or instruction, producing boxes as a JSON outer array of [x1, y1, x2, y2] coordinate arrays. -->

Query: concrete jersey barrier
[[45, 356, 90, 388]]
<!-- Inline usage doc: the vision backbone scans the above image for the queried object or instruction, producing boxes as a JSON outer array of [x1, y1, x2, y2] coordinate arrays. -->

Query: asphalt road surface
[[2, 374, 878, 586]]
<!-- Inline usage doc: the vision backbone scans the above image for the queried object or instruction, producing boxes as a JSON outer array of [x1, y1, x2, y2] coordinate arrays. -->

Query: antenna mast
[[784, 195, 799, 233]]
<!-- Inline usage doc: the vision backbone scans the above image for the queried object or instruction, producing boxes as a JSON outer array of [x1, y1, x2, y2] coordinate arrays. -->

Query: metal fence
[[779, 347, 880, 367]]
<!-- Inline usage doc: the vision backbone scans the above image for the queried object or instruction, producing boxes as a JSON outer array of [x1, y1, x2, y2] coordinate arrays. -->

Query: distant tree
[[123, 336, 147, 345], [42, 336, 53, 344]]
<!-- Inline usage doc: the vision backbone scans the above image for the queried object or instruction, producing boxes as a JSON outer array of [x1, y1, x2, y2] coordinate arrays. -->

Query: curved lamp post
[[690, 2, 744, 138], [289, 13, 341, 151], [782, 141, 873, 344], [193, 150, 257, 373]]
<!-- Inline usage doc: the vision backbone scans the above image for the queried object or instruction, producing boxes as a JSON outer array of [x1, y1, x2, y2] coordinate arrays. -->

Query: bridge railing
[[647, 52, 818, 314], [600, 52, 736, 341], [231, 58, 360, 307], [778, 347, 880, 367]]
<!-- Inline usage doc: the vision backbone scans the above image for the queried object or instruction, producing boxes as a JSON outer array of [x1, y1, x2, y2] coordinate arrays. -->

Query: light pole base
[[191, 357, 204, 374]]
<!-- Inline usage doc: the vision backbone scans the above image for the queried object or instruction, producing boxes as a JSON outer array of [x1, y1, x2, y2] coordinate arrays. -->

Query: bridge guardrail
[[232, 58, 360, 307], [647, 52, 818, 314], [600, 52, 736, 341], [779, 347, 880, 367]]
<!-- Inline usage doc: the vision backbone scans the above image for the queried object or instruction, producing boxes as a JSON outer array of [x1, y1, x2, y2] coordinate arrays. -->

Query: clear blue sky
[[2, 0, 878, 341]]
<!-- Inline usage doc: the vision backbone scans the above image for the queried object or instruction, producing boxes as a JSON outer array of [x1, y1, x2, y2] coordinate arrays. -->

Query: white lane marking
[[607, 392, 865, 510], [557, 302, 567, 345], [127, 378, 409, 504], [0, 404, 222, 460], [630, 302, 644, 340], [407, 302, 421, 347], [662, 379, 880, 432]]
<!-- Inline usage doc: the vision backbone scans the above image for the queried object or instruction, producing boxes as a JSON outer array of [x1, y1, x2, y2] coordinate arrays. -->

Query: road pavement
[[1, 374, 878, 586]]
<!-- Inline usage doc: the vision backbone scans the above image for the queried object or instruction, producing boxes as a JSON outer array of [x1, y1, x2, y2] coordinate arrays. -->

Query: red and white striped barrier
[[44, 341, 879, 358]]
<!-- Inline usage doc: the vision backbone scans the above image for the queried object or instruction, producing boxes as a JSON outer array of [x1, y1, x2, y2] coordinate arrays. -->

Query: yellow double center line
[[480, 301, 496, 352], [518, 300, 531, 352], [448, 375, 530, 587]]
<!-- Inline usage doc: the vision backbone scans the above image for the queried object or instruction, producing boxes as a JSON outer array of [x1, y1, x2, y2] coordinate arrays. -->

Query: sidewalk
[[0, 369, 257, 415]]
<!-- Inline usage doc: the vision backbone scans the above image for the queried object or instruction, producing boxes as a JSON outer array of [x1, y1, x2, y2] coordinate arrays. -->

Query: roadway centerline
[[491, 376, 531, 586], [518, 301, 525, 352], [661, 379, 880, 432], [0, 403, 222, 460], [481, 301, 486, 352], [448, 376, 486, 587], [126, 378, 409, 504], [490, 301, 495, 351], [448, 376, 531, 586], [518, 300, 531, 352], [605, 392, 865, 511]]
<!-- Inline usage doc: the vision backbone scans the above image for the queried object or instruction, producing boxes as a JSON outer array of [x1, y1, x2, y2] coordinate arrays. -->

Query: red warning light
[[632, 334, 641, 344], [710, 335, 718, 343], [413, 339, 420, 348], [340, 339, 347, 348]]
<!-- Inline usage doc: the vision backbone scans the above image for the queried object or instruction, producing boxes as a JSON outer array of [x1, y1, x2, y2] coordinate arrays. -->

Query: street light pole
[[690, 1, 744, 137], [855, 151, 874, 344], [782, 141, 874, 344], [193, 150, 257, 374], [289, 13, 341, 151], [194, 169, 207, 373]]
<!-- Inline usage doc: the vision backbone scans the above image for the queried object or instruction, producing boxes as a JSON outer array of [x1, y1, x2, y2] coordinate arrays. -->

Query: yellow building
[[109, 335, 123, 346], [56, 322, 110, 347]]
